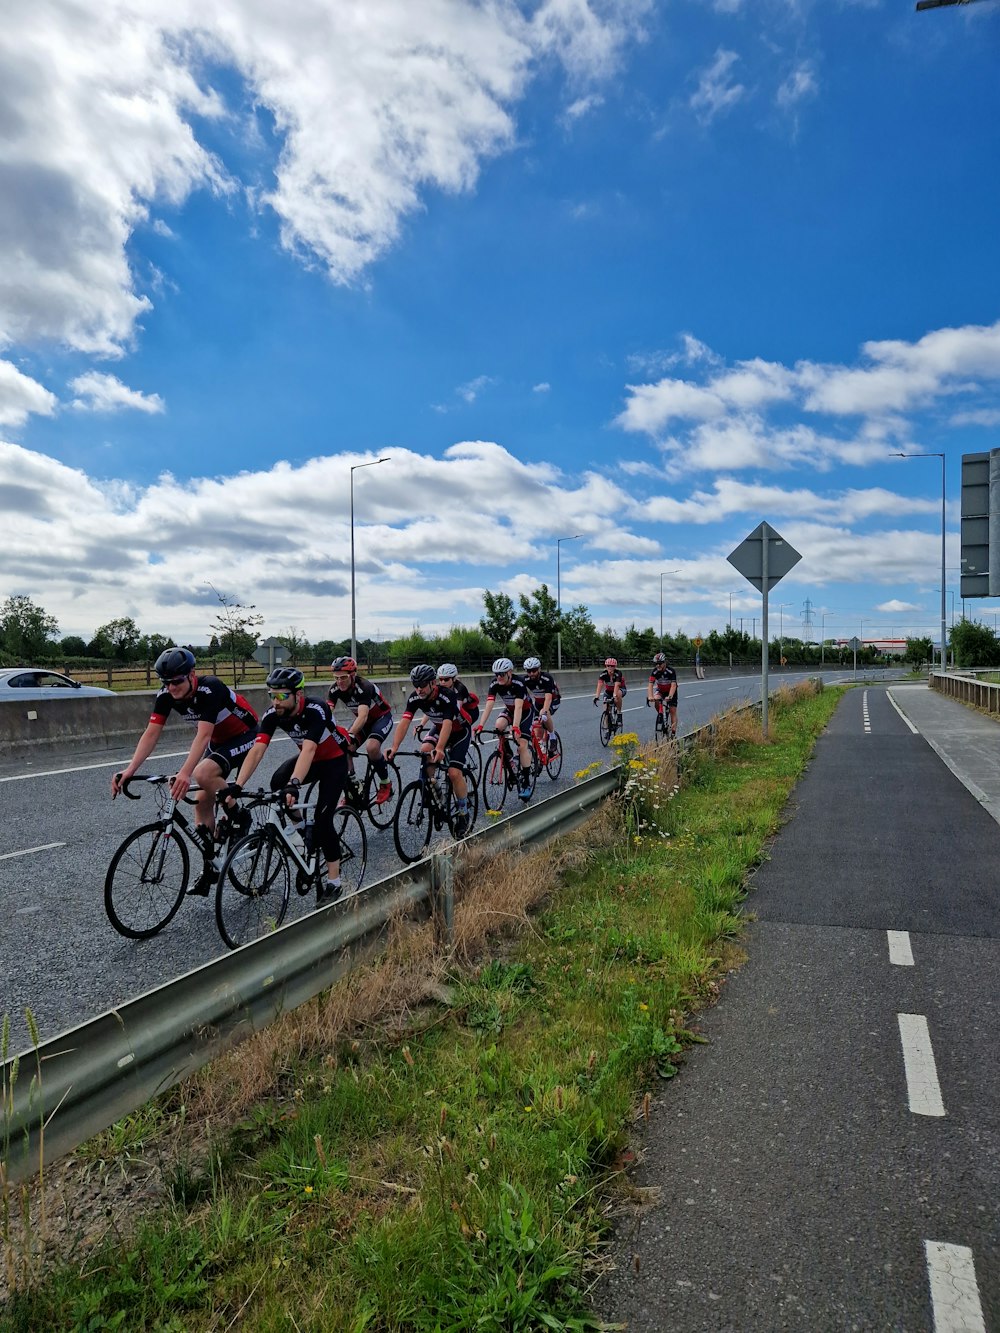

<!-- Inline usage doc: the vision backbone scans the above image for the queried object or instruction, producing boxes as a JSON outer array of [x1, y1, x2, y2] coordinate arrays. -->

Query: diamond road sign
[[727, 522, 802, 592], [848, 636, 862, 651]]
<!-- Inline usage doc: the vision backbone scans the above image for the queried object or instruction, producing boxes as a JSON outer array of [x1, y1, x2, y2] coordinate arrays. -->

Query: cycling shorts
[[423, 726, 471, 765], [205, 731, 256, 778], [531, 697, 559, 715], [355, 711, 393, 745], [500, 704, 535, 727], [653, 682, 677, 702], [603, 684, 626, 697]]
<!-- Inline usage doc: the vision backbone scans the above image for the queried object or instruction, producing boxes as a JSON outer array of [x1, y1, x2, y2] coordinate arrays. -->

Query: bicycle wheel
[[599, 708, 613, 747], [216, 829, 291, 950], [465, 739, 483, 787], [105, 823, 190, 939], [393, 781, 433, 863], [654, 709, 667, 742], [362, 759, 400, 830], [614, 705, 624, 736], [332, 805, 368, 894], [445, 766, 479, 838], [545, 732, 563, 780], [482, 750, 508, 813]]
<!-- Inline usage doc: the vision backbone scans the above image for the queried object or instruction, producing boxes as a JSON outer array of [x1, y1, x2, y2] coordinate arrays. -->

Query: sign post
[[727, 522, 802, 737], [848, 635, 862, 681]]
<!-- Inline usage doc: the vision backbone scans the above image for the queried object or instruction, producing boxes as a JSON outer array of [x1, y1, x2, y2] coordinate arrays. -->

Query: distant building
[[833, 638, 907, 656]]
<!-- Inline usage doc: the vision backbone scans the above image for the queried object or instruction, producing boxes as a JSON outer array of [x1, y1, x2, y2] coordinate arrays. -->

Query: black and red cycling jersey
[[522, 671, 560, 709], [649, 665, 678, 698], [150, 674, 258, 744], [328, 676, 392, 722], [486, 675, 535, 721], [448, 678, 480, 724], [254, 695, 346, 761], [401, 684, 468, 736], [597, 669, 626, 693]]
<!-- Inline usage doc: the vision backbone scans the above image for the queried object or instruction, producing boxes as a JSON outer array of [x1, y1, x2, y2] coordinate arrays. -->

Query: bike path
[[595, 684, 999, 1332]]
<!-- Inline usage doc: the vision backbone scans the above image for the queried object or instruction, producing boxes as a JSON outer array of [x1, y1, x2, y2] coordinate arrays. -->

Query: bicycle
[[215, 784, 367, 950], [341, 751, 402, 829], [651, 697, 676, 741], [529, 717, 563, 781], [598, 695, 623, 747], [416, 721, 482, 789], [104, 775, 253, 939], [392, 750, 480, 864], [480, 728, 537, 813]]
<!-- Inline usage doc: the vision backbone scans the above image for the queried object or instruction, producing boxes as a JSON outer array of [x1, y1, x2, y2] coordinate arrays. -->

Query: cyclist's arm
[[478, 698, 494, 728], [434, 718, 453, 760], [290, 738, 317, 787], [384, 714, 411, 762], [511, 700, 524, 731], [112, 720, 163, 796], [541, 692, 553, 714], [349, 702, 370, 743], [171, 720, 215, 799]]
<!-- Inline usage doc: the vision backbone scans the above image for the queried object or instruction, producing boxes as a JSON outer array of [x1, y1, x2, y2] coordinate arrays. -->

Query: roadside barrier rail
[[929, 668, 1000, 712]]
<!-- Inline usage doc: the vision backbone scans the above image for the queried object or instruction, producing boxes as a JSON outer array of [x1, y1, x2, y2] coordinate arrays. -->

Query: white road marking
[[687, 692, 703, 697], [0, 842, 66, 860], [887, 930, 914, 966], [924, 1241, 986, 1333], [898, 1014, 945, 1117], [862, 690, 872, 734], [886, 690, 919, 733], [0, 752, 191, 782]]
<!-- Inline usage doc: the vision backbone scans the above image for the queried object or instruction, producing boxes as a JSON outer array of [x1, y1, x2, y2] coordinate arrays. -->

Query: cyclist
[[384, 664, 473, 836], [435, 663, 480, 727], [328, 656, 394, 804], [111, 647, 258, 892], [521, 657, 560, 757], [594, 657, 627, 713], [647, 651, 678, 736], [226, 667, 350, 906], [475, 657, 534, 800]]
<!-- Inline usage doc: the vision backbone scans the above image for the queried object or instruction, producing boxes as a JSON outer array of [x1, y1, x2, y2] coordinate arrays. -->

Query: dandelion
[[304, 1185, 314, 1196], [523, 1104, 534, 1113], [639, 1002, 649, 1012]]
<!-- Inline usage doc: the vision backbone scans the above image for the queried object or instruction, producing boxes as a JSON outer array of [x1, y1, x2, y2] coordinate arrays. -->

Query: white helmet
[[437, 663, 458, 678], [492, 657, 514, 674], [523, 657, 541, 671]]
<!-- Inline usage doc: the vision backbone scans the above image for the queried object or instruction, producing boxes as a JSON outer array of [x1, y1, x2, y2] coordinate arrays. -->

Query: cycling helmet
[[523, 657, 541, 671], [604, 657, 618, 669], [437, 663, 459, 679], [154, 646, 195, 680], [653, 652, 666, 664], [267, 666, 304, 690], [331, 656, 357, 673], [410, 664, 437, 687], [492, 657, 514, 674]]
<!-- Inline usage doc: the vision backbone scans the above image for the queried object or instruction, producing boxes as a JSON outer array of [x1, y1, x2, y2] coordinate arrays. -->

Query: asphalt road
[[594, 685, 999, 1332], [0, 667, 875, 1055]]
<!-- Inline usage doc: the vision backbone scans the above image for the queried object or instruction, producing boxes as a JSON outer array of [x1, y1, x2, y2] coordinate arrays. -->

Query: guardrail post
[[431, 851, 455, 947]]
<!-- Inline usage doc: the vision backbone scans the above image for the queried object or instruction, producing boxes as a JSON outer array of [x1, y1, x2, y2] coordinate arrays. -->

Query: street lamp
[[777, 602, 791, 663], [350, 457, 389, 661], [659, 570, 682, 641], [892, 452, 946, 669], [556, 535, 583, 670]]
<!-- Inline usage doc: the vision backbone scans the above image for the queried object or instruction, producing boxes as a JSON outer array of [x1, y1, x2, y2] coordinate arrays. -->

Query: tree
[[516, 584, 560, 661], [0, 595, 58, 662], [91, 616, 142, 661], [141, 632, 173, 662], [949, 617, 1000, 668], [208, 585, 264, 685], [560, 605, 600, 664], [278, 627, 309, 665], [904, 636, 934, 666], [60, 635, 88, 657], [480, 590, 517, 649]]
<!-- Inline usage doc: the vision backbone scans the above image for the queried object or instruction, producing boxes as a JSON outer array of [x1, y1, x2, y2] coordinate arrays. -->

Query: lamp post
[[556, 534, 583, 670], [892, 452, 946, 669], [659, 570, 682, 641], [350, 457, 389, 661]]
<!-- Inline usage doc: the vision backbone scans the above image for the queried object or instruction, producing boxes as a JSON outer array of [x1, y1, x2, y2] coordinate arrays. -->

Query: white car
[[0, 668, 115, 701]]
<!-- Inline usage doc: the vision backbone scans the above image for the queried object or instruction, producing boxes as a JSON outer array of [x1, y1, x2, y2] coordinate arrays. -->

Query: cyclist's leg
[[311, 756, 348, 898], [363, 714, 393, 784], [192, 747, 229, 834]]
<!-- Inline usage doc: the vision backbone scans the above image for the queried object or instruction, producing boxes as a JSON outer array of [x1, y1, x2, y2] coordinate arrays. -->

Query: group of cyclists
[[110, 645, 681, 912]]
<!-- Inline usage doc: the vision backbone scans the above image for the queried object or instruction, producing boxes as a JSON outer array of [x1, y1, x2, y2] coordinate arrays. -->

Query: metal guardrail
[[1, 768, 621, 1186], [929, 668, 1000, 712]]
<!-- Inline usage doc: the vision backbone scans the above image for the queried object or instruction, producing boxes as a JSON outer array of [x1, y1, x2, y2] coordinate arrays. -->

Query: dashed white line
[[862, 689, 872, 734], [898, 1014, 945, 1117], [887, 930, 914, 966], [0, 842, 66, 860], [925, 1241, 986, 1333]]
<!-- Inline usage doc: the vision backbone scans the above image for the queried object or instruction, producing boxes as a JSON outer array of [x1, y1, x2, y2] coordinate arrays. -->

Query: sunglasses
[[268, 689, 294, 701], [164, 675, 189, 686]]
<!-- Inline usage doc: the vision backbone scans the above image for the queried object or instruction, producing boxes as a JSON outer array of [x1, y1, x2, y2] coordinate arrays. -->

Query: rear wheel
[[465, 739, 483, 787], [332, 805, 368, 894], [445, 766, 479, 837], [393, 782, 433, 863], [215, 829, 291, 950], [482, 750, 508, 813], [105, 823, 189, 939], [654, 709, 667, 742]]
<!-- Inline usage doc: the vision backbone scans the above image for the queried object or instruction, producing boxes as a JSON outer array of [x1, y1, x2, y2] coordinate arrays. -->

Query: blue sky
[[2, 0, 999, 651]]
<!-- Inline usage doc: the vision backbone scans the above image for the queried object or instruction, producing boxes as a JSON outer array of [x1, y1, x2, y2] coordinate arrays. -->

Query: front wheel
[[216, 829, 291, 950], [482, 750, 508, 813], [105, 823, 190, 939], [545, 731, 563, 780], [332, 805, 368, 895], [393, 781, 433, 863], [599, 708, 613, 747], [365, 760, 401, 830]]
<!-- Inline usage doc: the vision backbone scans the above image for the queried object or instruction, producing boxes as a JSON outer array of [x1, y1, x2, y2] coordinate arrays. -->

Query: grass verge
[[1, 682, 842, 1331]]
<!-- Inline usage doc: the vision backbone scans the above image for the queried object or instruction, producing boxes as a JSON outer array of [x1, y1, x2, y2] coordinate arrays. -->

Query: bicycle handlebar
[[119, 774, 201, 803]]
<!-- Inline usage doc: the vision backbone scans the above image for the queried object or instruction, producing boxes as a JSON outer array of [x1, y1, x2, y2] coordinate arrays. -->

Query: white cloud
[[877, 599, 921, 613], [532, 382, 551, 393], [0, 0, 648, 362], [712, 0, 744, 11], [951, 408, 1000, 428], [776, 62, 818, 111], [689, 49, 746, 124], [69, 371, 165, 414], [564, 93, 604, 122], [0, 361, 58, 428]]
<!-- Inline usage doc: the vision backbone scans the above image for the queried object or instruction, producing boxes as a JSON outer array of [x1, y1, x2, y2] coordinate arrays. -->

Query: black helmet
[[409, 664, 436, 687], [266, 666, 304, 691], [154, 646, 195, 680]]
